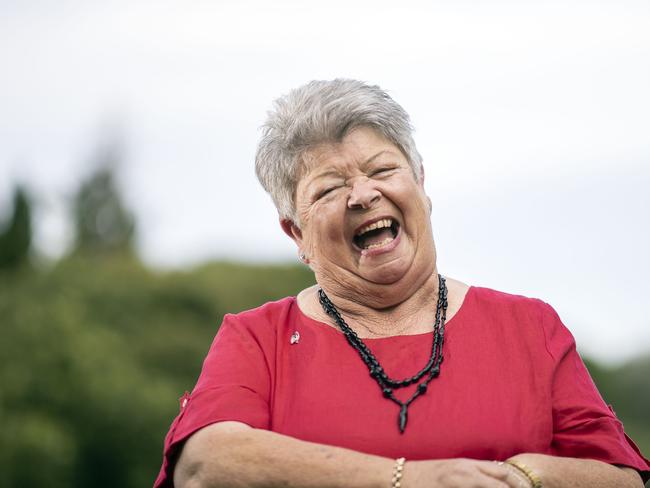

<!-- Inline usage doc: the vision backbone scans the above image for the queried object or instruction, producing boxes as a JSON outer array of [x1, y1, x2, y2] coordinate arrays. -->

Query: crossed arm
[[173, 421, 644, 488]]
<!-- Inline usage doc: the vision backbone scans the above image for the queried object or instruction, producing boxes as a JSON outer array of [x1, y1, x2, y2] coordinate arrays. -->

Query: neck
[[317, 269, 441, 338]]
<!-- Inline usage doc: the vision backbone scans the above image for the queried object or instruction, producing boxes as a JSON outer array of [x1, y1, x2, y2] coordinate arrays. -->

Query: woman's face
[[283, 126, 436, 302]]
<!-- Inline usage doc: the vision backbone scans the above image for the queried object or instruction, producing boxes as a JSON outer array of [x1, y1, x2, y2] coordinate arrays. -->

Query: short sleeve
[[153, 313, 273, 488], [543, 305, 650, 480]]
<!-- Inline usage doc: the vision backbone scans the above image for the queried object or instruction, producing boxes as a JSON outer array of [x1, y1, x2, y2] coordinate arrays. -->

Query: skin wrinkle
[[302, 273, 440, 338], [283, 127, 442, 338], [290, 131, 420, 227]]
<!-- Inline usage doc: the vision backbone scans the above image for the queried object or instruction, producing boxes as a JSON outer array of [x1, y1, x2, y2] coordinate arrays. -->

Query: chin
[[360, 258, 412, 285]]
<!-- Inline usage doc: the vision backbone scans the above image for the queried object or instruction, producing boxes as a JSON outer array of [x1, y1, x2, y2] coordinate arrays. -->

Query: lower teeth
[[364, 238, 393, 250]]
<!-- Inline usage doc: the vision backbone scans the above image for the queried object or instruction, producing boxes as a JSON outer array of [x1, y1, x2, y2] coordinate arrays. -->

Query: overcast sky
[[1, 0, 649, 364]]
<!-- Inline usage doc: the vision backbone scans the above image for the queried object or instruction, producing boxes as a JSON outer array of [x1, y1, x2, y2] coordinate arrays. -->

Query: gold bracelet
[[505, 460, 543, 488], [391, 457, 405, 488]]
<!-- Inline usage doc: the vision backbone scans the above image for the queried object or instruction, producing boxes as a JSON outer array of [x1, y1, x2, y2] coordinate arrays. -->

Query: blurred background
[[1, 1, 648, 486]]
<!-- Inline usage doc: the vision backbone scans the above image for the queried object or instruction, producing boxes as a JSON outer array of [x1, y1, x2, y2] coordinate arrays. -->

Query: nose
[[347, 177, 381, 210]]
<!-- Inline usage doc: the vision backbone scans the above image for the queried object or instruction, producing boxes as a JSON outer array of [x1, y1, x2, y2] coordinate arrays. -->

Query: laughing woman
[[154, 80, 649, 488]]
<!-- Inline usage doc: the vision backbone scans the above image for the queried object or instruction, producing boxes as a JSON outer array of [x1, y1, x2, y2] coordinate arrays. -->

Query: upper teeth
[[356, 218, 393, 236]]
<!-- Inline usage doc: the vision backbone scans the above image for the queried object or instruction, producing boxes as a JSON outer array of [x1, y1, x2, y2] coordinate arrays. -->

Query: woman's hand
[[403, 458, 525, 488], [507, 453, 644, 488]]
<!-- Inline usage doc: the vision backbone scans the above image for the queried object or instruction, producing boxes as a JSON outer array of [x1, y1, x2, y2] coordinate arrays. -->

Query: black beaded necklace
[[318, 274, 448, 433]]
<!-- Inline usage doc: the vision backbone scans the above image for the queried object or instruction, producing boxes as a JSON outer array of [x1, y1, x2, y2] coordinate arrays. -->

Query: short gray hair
[[255, 79, 423, 222]]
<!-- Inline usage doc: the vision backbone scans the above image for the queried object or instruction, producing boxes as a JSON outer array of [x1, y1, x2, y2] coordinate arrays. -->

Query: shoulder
[[227, 296, 298, 322], [469, 286, 574, 360], [469, 285, 556, 319], [203, 297, 301, 368], [218, 296, 300, 341]]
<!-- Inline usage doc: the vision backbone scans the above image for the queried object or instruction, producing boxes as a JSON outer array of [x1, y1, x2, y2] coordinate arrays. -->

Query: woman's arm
[[174, 421, 391, 488], [508, 453, 644, 488], [174, 422, 645, 488], [174, 421, 521, 488]]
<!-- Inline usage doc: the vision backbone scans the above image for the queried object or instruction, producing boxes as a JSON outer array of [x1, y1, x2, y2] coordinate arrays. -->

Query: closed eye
[[370, 167, 397, 177], [316, 186, 340, 200]]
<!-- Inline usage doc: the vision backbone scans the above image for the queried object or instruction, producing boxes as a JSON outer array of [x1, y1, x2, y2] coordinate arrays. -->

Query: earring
[[299, 252, 308, 263]]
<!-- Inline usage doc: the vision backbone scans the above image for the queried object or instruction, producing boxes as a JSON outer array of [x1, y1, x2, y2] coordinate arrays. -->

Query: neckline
[[295, 285, 474, 342]]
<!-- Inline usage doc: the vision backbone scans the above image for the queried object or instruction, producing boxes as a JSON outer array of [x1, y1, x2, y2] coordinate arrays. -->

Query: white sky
[[1, 0, 649, 364]]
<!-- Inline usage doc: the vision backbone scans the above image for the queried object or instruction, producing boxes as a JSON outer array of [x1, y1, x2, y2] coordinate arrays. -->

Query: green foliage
[[0, 256, 314, 488], [72, 162, 135, 255], [584, 355, 650, 456], [0, 186, 32, 270]]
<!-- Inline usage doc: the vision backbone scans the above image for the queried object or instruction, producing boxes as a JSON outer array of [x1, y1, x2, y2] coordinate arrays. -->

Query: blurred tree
[[0, 253, 316, 488], [0, 186, 33, 270], [584, 356, 650, 457], [72, 147, 135, 255]]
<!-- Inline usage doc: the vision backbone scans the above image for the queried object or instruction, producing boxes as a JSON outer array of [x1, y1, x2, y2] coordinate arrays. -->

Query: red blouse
[[154, 287, 649, 487]]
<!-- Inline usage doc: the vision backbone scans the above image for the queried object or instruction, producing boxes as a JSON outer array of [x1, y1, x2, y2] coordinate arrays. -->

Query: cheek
[[405, 182, 429, 211], [384, 182, 427, 214], [393, 191, 431, 236], [305, 209, 348, 256]]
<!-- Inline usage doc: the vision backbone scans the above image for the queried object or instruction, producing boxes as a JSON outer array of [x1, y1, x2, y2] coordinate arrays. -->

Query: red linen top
[[154, 287, 650, 487]]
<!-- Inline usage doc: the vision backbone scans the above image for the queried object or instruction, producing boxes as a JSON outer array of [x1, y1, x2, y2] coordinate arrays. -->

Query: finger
[[502, 468, 533, 488], [478, 462, 533, 488], [476, 461, 510, 480]]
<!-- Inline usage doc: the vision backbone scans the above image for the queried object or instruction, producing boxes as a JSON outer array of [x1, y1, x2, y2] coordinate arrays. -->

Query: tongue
[[361, 227, 394, 248]]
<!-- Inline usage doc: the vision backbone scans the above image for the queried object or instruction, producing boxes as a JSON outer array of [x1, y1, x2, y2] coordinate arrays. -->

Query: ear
[[280, 218, 303, 246], [419, 164, 426, 187]]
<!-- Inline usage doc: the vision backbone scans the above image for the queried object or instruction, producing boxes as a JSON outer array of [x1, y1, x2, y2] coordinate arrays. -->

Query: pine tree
[[0, 186, 33, 269], [72, 151, 135, 255]]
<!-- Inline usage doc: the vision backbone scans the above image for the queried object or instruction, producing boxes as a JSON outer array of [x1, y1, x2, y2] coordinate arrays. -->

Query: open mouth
[[353, 218, 400, 251]]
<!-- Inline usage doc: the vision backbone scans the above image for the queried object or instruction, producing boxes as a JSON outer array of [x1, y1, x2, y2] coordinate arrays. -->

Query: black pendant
[[318, 274, 448, 434], [398, 404, 408, 433]]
